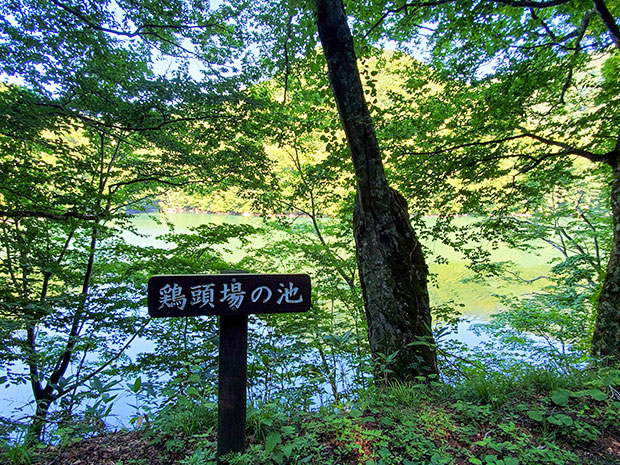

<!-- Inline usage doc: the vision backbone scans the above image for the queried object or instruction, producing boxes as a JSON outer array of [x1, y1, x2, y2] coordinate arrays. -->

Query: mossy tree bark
[[314, 0, 438, 381], [592, 159, 620, 363]]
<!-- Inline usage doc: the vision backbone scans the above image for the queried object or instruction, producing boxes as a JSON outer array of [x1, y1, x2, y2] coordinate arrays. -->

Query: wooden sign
[[147, 273, 311, 317], [147, 272, 311, 463]]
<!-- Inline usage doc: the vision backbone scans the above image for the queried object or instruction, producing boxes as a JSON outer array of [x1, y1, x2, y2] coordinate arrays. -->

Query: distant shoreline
[[124, 208, 535, 220], [124, 207, 312, 218]]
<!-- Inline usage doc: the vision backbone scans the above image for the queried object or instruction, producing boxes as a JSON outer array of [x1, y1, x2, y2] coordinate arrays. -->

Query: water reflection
[[1, 213, 561, 434]]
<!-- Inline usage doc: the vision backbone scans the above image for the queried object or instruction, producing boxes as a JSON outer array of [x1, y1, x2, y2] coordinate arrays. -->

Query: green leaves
[[547, 413, 574, 427], [550, 389, 571, 407], [264, 431, 281, 455], [574, 388, 607, 401], [550, 386, 608, 406], [526, 410, 544, 422], [129, 376, 142, 394]]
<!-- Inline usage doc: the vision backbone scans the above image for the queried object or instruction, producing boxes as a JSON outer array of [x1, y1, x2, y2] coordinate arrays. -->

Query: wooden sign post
[[147, 273, 311, 462]]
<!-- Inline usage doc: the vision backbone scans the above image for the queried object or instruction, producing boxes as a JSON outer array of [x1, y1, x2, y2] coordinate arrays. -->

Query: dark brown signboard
[[147, 273, 311, 317]]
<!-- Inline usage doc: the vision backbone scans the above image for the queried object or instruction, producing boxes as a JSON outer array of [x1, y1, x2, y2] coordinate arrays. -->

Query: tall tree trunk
[[591, 11, 620, 364], [314, 0, 438, 381], [592, 161, 620, 363]]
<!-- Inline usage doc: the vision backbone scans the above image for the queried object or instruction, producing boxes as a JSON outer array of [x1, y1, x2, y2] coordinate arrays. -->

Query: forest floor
[[29, 415, 620, 465], [24, 378, 620, 465]]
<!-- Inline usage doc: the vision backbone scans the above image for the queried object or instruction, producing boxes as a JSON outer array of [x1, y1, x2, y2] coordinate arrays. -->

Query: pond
[[123, 212, 557, 321], [1, 213, 560, 433]]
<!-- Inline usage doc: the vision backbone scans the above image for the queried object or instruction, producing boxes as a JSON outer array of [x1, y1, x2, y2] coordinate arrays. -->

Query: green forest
[[1, 0, 619, 464]]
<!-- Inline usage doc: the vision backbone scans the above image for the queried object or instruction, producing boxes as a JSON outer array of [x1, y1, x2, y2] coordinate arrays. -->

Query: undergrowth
[[5, 365, 618, 464], [170, 366, 619, 465]]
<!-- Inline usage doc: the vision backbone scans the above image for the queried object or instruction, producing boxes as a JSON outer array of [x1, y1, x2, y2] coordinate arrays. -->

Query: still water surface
[[1, 213, 559, 430], [124, 212, 557, 320]]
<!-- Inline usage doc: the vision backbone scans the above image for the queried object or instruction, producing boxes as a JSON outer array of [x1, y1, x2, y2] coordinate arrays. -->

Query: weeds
[[6, 365, 618, 464]]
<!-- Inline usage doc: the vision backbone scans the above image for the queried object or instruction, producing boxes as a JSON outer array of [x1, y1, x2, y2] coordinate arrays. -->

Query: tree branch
[[35, 100, 232, 133], [593, 0, 620, 49], [26, 324, 43, 400], [365, 0, 574, 38], [0, 221, 20, 290], [108, 175, 226, 192], [576, 204, 602, 270], [402, 134, 532, 156], [287, 145, 356, 289], [401, 130, 609, 178], [0, 210, 104, 221], [47, 226, 99, 392], [365, 1, 452, 38], [515, 127, 609, 163], [517, 150, 567, 174], [57, 318, 152, 398], [283, 14, 294, 104], [557, 9, 596, 104], [494, 0, 574, 6], [49, 0, 220, 39], [529, 8, 553, 37]]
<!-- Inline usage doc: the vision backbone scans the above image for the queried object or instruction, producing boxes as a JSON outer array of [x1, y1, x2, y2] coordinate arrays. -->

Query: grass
[[6, 366, 619, 465]]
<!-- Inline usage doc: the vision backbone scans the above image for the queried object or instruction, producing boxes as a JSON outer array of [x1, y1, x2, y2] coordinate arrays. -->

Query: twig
[[57, 318, 152, 398]]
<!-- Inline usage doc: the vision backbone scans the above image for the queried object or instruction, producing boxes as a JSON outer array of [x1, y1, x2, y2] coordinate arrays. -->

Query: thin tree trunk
[[25, 394, 53, 446], [314, 0, 438, 381], [23, 226, 99, 444], [592, 162, 620, 362]]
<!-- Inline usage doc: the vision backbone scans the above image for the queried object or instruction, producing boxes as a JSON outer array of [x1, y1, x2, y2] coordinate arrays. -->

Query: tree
[[313, 0, 438, 380], [0, 0, 272, 442], [354, 0, 620, 364], [0, 85, 270, 443]]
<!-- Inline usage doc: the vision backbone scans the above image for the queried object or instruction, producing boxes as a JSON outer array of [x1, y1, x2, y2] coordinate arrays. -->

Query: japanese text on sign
[[159, 279, 303, 312], [147, 274, 311, 317]]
